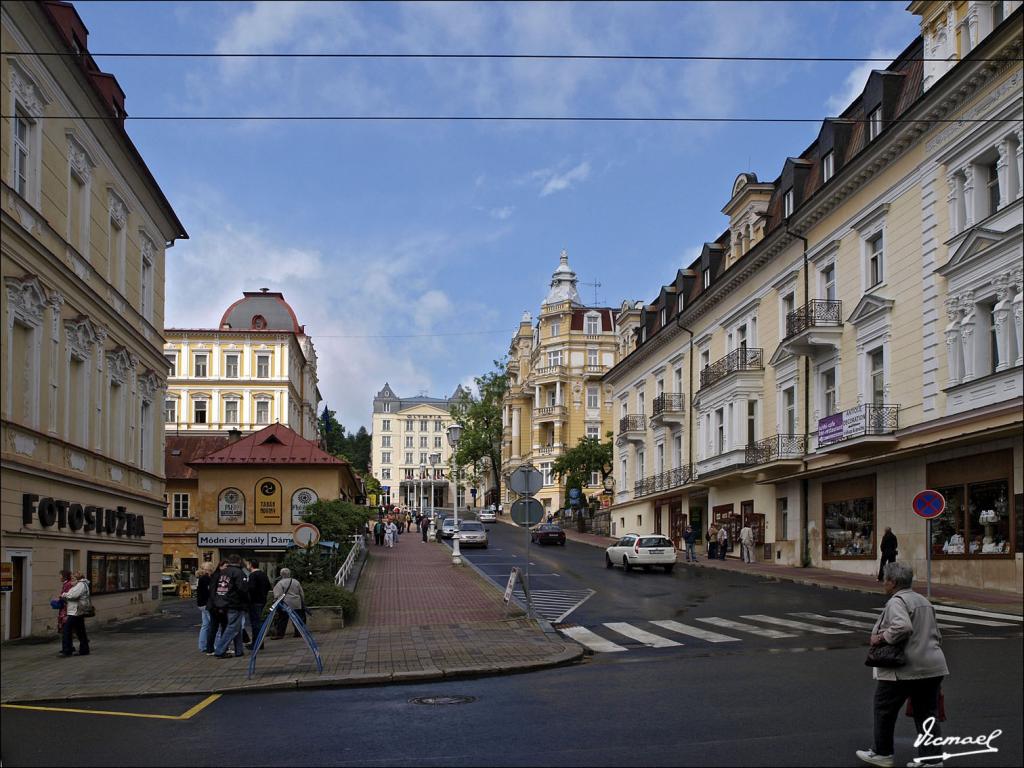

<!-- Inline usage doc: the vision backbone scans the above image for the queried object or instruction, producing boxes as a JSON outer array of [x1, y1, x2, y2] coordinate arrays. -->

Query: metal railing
[[699, 347, 764, 389], [744, 433, 807, 465], [619, 414, 646, 434], [334, 535, 365, 588], [652, 393, 686, 417], [816, 404, 900, 448], [786, 299, 843, 338], [633, 465, 694, 497]]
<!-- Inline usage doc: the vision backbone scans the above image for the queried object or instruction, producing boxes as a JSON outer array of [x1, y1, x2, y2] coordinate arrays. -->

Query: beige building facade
[[1, 2, 186, 638], [604, 0, 1022, 593], [163, 289, 321, 441], [501, 251, 622, 514]]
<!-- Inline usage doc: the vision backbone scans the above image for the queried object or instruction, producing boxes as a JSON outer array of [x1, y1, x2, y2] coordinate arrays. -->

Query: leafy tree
[[319, 406, 347, 456], [449, 361, 508, 499], [318, 407, 373, 473], [362, 474, 382, 502], [552, 434, 614, 511]]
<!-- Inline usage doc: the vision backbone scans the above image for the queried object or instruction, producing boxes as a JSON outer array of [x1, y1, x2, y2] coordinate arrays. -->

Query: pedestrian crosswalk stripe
[[695, 616, 797, 639], [790, 612, 876, 630], [650, 620, 741, 643], [741, 614, 852, 635], [511, 588, 594, 622], [604, 622, 683, 648], [831, 609, 965, 630], [932, 605, 1023, 622], [560, 625, 628, 653]]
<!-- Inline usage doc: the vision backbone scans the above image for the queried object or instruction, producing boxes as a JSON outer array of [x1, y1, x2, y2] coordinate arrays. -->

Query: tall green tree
[[552, 434, 614, 509], [318, 406, 373, 473], [319, 406, 347, 456], [449, 361, 508, 498]]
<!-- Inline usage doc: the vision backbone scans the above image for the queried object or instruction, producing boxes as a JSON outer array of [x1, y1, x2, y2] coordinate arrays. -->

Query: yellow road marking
[[1, 693, 221, 721]]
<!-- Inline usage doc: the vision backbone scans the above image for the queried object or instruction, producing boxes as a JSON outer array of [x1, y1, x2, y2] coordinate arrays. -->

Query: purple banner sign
[[818, 412, 844, 446]]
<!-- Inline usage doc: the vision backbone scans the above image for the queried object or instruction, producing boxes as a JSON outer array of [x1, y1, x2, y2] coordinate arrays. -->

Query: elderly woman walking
[[856, 561, 948, 768], [271, 568, 306, 639]]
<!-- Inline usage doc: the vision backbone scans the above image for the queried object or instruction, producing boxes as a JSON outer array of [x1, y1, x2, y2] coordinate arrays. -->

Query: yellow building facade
[[1, 2, 186, 637], [501, 251, 623, 515], [604, 0, 1022, 593], [163, 289, 321, 441]]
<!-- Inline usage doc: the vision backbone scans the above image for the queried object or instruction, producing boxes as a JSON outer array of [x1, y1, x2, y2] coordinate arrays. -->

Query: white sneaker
[[907, 761, 944, 767], [856, 750, 894, 768]]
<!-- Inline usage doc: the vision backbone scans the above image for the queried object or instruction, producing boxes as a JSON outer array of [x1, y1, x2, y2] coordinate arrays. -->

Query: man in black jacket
[[245, 559, 271, 649], [213, 554, 249, 658], [878, 527, 898, 581]]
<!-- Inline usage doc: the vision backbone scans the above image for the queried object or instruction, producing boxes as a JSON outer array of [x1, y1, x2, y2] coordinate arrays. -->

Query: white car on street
[[477, 508, 496, 523], [605, 533, 677, 573]]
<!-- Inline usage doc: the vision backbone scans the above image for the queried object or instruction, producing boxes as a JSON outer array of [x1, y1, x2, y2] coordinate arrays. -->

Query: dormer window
[[641, 327, 647, 343], [660, 308, 667, 327], [702, 269, 711, 289], [585, 314, 600, 335], [252, 315, 267, 329], [822, 151, 835, 183], [783, 188, 794, 218], [677, 293, 685, 314], [868, 107, 882, 141]]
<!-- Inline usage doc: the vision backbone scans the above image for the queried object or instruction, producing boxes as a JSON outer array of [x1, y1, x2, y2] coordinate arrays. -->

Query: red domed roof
[[219, 289, 303, 333]]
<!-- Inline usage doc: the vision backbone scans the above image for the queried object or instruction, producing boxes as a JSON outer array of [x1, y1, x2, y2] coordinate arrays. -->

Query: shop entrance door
[[10, 557, 25, 639], [669, 500, 686, 549], [713, 504, 740, 555], [654, 505, 663, 536]]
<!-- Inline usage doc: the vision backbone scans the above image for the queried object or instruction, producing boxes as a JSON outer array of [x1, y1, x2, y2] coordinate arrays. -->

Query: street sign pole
[[912, 489, 945, 600], [927, 519, 932, 599]]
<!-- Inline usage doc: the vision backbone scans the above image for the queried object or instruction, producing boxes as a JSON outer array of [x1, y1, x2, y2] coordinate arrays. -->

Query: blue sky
[[72, 1, 921, 430]]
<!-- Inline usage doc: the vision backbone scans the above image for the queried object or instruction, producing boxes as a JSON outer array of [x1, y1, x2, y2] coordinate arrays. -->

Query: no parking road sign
[[913, 490, 946, 519]]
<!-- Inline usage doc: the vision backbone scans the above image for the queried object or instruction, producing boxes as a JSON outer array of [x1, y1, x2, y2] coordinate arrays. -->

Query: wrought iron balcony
[[618, 414, 646, 434], [633, 465, 695, 497], [816, 404, 899, 448], [786, 299, 843, 338], [744, 434, 807, 465], [699, 347, 764, 389], [652, 393, 687, 418]]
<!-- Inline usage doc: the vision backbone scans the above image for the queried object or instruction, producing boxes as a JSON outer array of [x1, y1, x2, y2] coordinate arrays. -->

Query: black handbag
[[865, 641, 906, 668]]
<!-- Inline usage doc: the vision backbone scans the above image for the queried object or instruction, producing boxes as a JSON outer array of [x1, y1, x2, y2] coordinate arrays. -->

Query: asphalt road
[[3, 636, 1020, 767]]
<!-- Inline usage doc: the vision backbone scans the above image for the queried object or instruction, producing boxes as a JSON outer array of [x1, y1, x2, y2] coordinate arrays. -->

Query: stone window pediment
[[64, 315, 101, 361], [106, 346, 137, 385], [847, 294, 894, 327], [138, 370, 161, 405], [5, 274, 49, 328], [936, 226, 1006, 276]]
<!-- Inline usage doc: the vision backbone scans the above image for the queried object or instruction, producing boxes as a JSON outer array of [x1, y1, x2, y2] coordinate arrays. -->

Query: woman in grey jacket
[[271, 568, 306, 639], [856, 561, 948, 768]]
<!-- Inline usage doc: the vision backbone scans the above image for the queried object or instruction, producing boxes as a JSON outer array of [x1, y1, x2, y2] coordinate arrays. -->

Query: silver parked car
[[455, 520, 488, 548], [439, 517, 459, 539]]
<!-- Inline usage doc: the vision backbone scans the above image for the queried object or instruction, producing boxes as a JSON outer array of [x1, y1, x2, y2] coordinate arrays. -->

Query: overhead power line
[[312, 329, 517, 339], [9, 50, 1019, 63]]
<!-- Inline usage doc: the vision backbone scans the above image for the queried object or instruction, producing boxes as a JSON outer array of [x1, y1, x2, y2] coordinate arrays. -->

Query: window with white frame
[[587, 347, 598, 366], [164, 398, 177, 424], [419, 452, 427, 464], [822, 150, 835, 182], [867, 233, 884, 287], [13, 110, 33, 199], [435, 420, 443, 432], [746, 400, 757, 446], [547, 350, 562, 367], [869, 348, 885, 404], [255, 399, 270, 424], [868, 107, 882, 140], [381, 468, 391, 480], [547, 388, 557, 407], [822, 367, 838, 417], [404, 452, 413, 465], [715, 409, 725, 454], [382, 451, 391, 464], [783, 188, 794, 218], [256, 354, 270, 378], [673, 432, 683, 468], [541, 462, 553, 486], [172, 493, 190, 519], [108, 212, 126, 293], [223, 398, 239, 424], [783, 387, 796, 434], [700, 348, 710, 369], [189, 397, 206, 424], [140, 250, 153, 320], [678, 293, 685, 313], [67, 141, 91, 254], [194, 353, 208, 378], [587, 386, 599, 409], [637, 448, 645, 479], [382, 419, 391, 431], [420, 419, 428, 432], [781, 290, 796, 336], [225, 353, 239, 378], [550, 321, 561, 337], [419, 436, 428, 448], [620, 455, 628, 489], [702, 268, 711, 289], [165, 352, 177, 376], [586, 423, 600, 439], [984, 159, 1000, 218], [656, 443, 664, 474], [382, 401, 391, 413], [660, 308, 667, 327], [405, 435, 414, 448], [382, 435, 391, 448], [590, 471, 600, 487], [434, 436, 442, 448], [636, 388, 645, 415], [585, 314, 600, 334], [821, 264, 837, 301], [406, 418, 413, 430], [673, 366, 683, 394]]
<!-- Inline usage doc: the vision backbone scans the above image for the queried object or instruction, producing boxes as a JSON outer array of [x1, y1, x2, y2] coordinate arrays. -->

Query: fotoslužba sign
[[198, 532, 295, 548]]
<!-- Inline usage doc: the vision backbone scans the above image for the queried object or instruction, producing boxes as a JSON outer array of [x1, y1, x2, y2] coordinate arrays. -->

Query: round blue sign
[[912, 490, 945, 519]]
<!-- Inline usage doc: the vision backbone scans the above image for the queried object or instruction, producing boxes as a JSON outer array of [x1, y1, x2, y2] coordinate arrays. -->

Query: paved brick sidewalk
[[498, 515, 1022, 614], [0, 540, 580, 703]]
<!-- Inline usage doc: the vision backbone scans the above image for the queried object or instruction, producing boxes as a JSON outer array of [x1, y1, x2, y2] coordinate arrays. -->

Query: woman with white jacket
[[59, 571, 91, 657]]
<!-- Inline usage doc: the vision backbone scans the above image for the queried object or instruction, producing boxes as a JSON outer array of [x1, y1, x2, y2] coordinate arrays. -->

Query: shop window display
[[931, 480, 1011, 557], [824, 496, 875, 557], [88, 552, 151, 594]]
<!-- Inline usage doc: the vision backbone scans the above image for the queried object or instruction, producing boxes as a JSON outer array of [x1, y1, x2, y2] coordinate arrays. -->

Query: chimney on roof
[[259, 287, 269, 293], [227, 428, 243, 444]]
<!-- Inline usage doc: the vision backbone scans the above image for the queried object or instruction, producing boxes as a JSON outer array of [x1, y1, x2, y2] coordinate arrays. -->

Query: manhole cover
[[410, 695, 476, 706]]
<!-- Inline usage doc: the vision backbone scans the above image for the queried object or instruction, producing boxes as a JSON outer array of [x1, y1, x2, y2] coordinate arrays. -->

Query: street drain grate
[[410, 695, 476, 706]]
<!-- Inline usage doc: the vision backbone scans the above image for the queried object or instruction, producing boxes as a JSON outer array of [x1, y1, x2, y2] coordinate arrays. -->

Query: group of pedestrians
[[55, 569, 92, 657], [369, 507, 437, 548], [195, 555, 306, 658]]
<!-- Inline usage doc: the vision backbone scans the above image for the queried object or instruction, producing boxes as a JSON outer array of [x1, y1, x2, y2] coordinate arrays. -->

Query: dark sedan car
[[531, 524, 566, 546]]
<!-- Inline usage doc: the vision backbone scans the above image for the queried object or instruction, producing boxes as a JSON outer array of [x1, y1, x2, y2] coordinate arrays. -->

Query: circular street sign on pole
[[912, 490, 945, 519], [293, 522, 321, 548], [508, 465, 544, 497], [510, 498, 544, 527]]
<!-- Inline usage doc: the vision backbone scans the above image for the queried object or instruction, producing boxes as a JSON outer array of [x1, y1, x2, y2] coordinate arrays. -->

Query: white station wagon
[[605, 534, 677, 573]]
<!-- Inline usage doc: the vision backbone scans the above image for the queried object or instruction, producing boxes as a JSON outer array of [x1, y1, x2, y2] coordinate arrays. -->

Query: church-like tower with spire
[[500, 250, 631, 520]]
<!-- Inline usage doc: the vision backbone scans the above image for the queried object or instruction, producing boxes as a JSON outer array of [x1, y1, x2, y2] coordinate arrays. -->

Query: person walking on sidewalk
[[55, 569, 73, 636], [717, 525, 729, 560], [878, 527, 898, 582], [739, 523, 755, 563], [205, 560, 230, 654], [855, 561, 948, 768], [213, 554, 249, 658], [271, 568, 306, 639], [245, 558, 271, 648], [196, 561, 214, 653], [59, 571, 91, 657], [682, 526, 697, 563], [385, 520, 398, 548], [707, 524, 718, 560], [421, 517, 430, 543], [374, 519, 385, 547]]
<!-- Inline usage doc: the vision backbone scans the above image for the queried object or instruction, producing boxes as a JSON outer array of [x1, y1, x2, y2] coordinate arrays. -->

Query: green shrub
[[302, 581, 358, 621]]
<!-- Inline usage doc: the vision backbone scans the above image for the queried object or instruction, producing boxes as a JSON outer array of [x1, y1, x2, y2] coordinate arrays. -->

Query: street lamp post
[[419, 462, 426, 518], [446, 423, 463, 565], [428, 452, 440, 538]]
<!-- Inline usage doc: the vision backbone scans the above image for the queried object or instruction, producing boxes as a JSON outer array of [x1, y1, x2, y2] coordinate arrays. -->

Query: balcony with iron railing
[[780, 299, 844, 357], [618, 414, 646, 442], [816, 403, 899, 451], [744, 434, 807, 466], [699, 347, 764, 390], [633, 465, 695, 498], [651, 393, 686, 426]]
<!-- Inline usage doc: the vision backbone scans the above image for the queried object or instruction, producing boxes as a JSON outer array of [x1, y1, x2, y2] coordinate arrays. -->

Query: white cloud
[[537, 161, 591, 197], [489, 206, 515, 220], [825, 49, 897, 114]]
